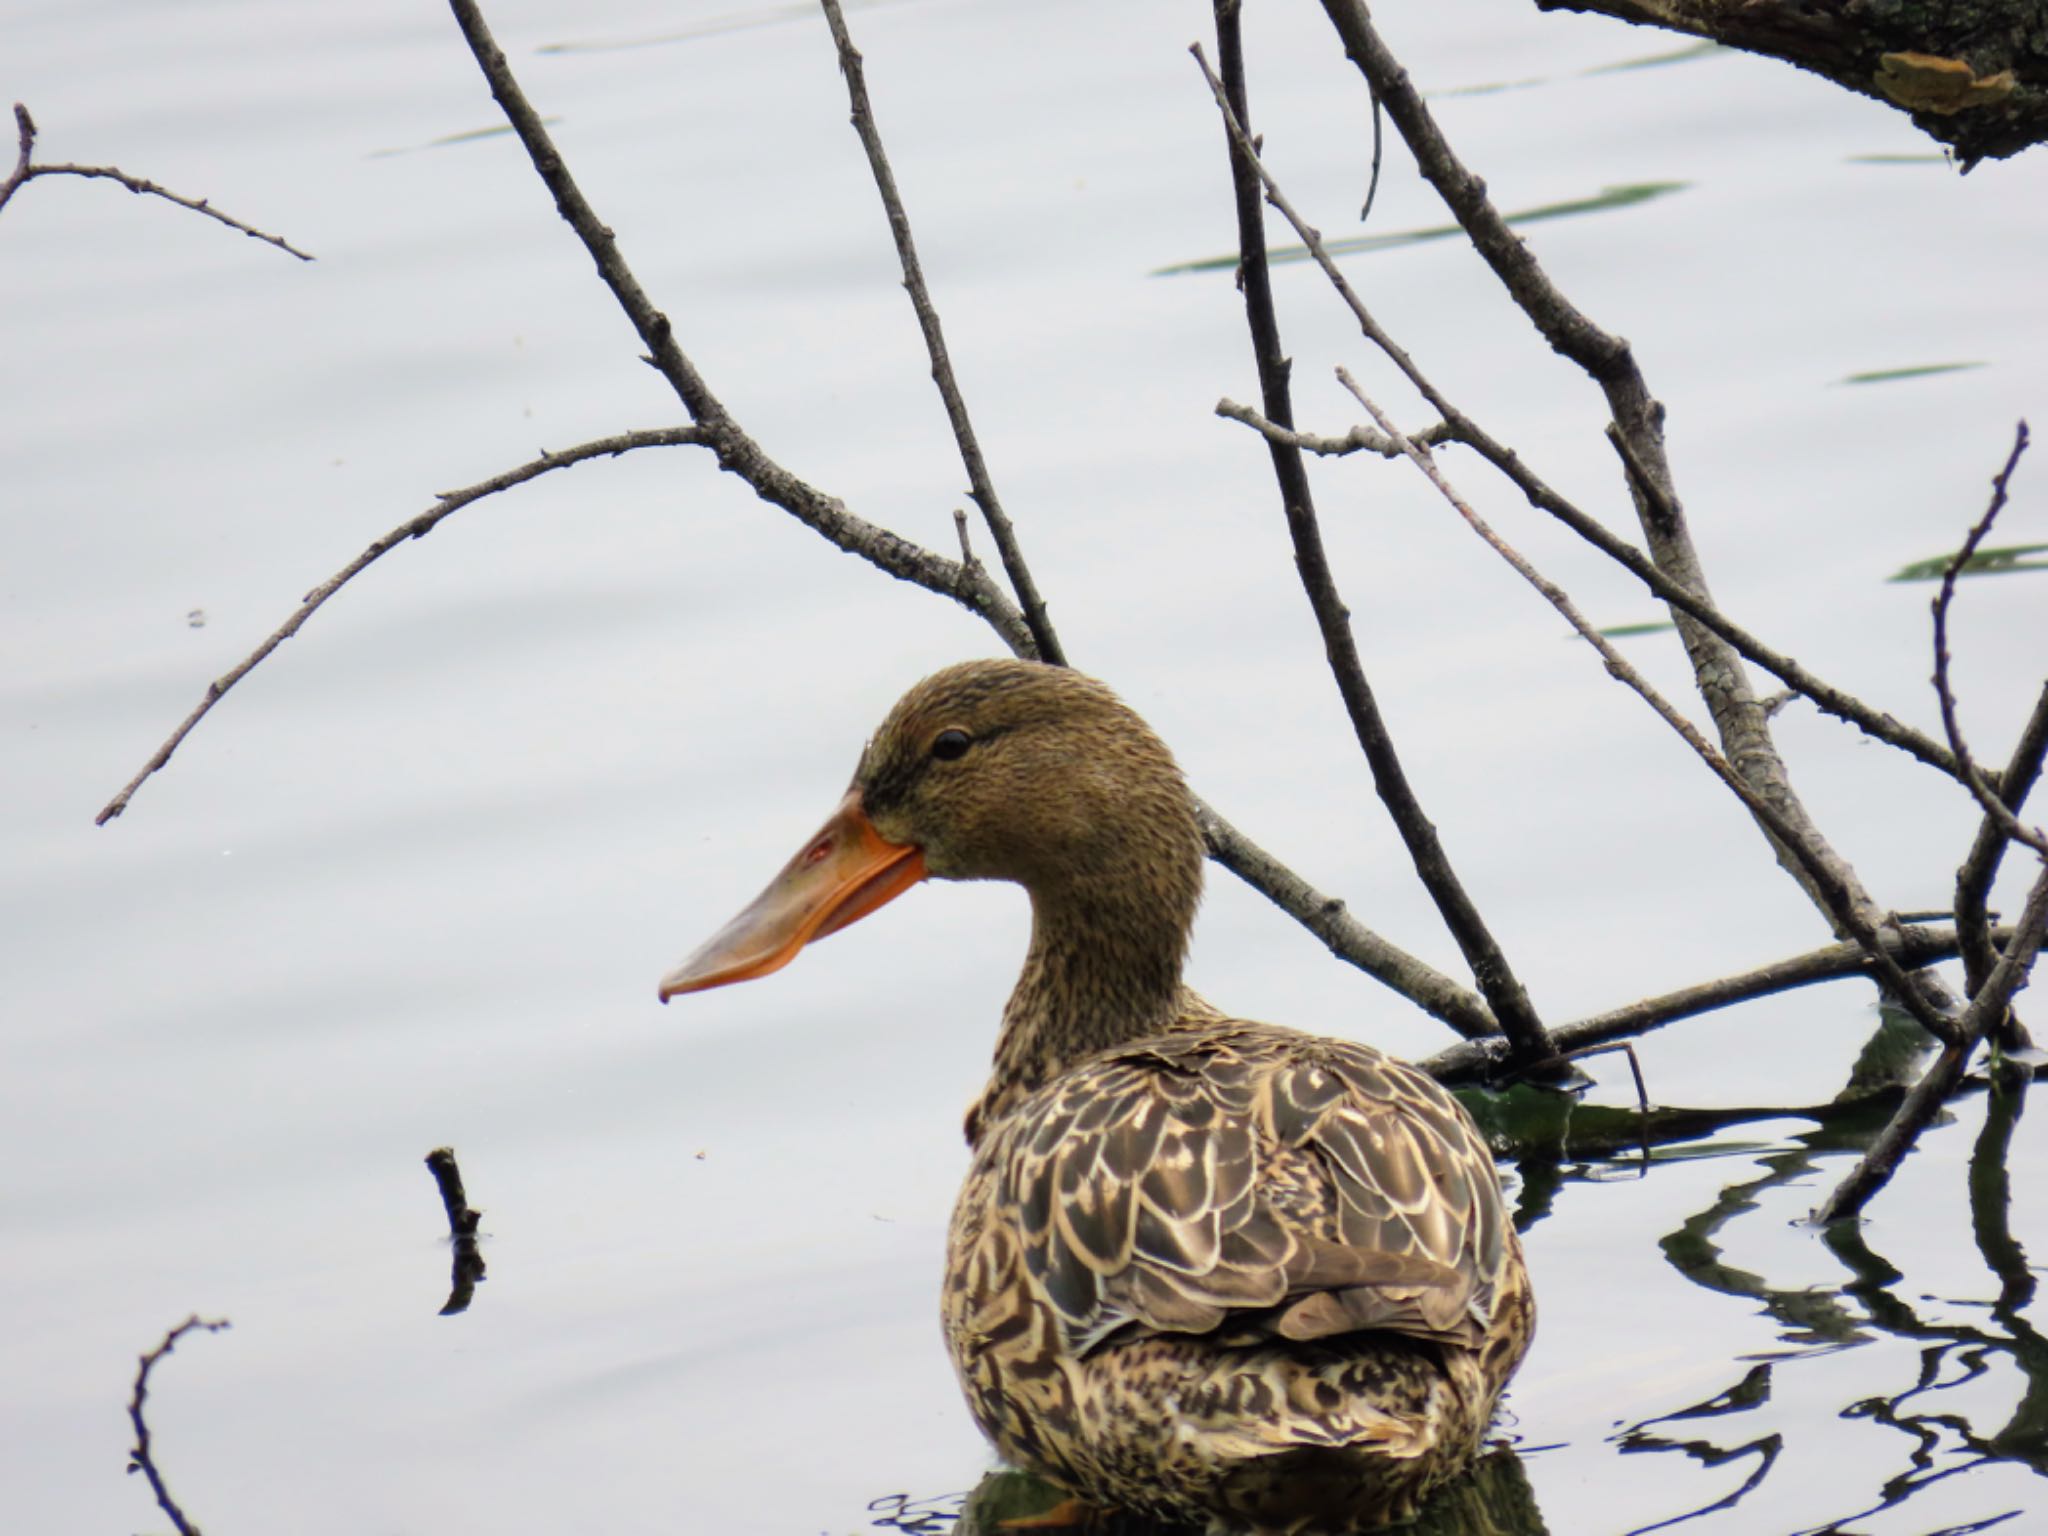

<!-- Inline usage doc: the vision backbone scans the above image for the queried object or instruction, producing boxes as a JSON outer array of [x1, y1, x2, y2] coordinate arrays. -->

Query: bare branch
[[1332, 364, 1958, 1044], [1192, 798, 1499, 1039], [1424, 924, 2003, 1084], [1, 102, 311, 258], [127, 1315, 231, 1536], [447, 3, 724, 427], [81, 1, 1471, 1046], [1220, 328, 1963, 787], [1311, 1, 1940, 963], [97, 428, 707, 823], [1933, 422, 2047, 860], [447, 0, 1562, 1044], [440, 0, 1035, 642], [1822, 428, 2048, 1215], [1218, 280, 1962, 780], [818, 0, 1063, 666], [1198, 14, 1554, 1068], [1589, 422, 1959, 777], [1534, 0, 2042, 169]]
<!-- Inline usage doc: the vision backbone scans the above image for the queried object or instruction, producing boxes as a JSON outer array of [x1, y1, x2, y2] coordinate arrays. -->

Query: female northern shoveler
[[661, 658, 1532, 1534]]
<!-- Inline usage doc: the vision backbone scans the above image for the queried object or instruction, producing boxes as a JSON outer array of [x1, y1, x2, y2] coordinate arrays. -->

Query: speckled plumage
[[674, 659, 1533, 1534], [943, 1018, 1531, 1533]]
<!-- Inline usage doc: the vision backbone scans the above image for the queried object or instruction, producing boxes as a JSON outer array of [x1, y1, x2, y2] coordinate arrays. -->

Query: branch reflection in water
[[1583, 1061, 2039, 1534]]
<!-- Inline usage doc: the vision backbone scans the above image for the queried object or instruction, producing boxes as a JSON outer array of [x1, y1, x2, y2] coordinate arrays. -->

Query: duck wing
[[983, 1022, 1512, 1358]]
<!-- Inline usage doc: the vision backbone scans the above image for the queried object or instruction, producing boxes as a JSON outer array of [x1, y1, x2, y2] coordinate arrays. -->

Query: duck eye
[[931, 728, 973, 762]]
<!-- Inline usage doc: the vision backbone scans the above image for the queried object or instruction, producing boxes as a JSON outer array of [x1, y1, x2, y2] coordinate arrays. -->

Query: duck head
[[659, 658, 1206, 1016]]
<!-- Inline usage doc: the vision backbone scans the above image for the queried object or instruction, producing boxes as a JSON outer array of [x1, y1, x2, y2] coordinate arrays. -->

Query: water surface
[[5, 1, 2047, 1532]]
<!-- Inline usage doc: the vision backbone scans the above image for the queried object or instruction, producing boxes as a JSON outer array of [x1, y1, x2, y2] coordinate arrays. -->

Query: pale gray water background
[[6, 0, 2048, 1531]]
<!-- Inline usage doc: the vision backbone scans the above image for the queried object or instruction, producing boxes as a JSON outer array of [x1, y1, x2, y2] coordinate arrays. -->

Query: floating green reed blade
[[1888, 543, 2048, 582], [1154, 182, 1690, 276], [1840, 361, 1986, 386]]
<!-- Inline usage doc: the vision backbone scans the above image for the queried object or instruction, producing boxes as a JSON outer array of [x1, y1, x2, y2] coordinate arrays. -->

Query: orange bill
[[659, 789, 926, 1000]]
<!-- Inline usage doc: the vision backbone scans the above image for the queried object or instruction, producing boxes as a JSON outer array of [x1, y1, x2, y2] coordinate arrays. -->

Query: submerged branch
[[426, 1146, 488, 1316], [1425, 924, 2005, 1084], [1817, 871, 2048, 1223]]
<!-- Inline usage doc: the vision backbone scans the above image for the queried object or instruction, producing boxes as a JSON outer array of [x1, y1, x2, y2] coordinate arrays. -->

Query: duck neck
[[969, 876, 1191, 1142]]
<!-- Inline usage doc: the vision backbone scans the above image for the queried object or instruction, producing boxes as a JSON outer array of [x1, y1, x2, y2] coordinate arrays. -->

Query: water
[[5, 1, 2047, 1531]]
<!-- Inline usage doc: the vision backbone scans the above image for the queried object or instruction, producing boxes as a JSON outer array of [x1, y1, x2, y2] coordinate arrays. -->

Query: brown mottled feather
[[977, 1023, 1506, 1360]]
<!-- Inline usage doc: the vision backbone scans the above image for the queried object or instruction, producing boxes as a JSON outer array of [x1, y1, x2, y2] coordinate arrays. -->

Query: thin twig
[[447, 3, 724, 428], [1933, 423, 2046, 861], [0, 103, 36, 212], [1332, 363, 1957, 1044], [817, 0, 1063, 666], [1201, 11, 1554, 1068], [2, 103, 311, 258], [98, 428, 706, 823], [1229, 391, 1961, 778], [127, 1315, 231, 1536]]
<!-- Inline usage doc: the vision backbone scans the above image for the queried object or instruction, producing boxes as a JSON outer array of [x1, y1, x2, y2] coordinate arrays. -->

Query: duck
[[660, 658, 1533, 1534]]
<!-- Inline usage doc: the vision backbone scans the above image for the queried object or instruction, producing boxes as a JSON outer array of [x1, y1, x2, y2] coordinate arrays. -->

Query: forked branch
[[1311, 0, 1948, 973], [2, 102, 311, 259], [1323, 363, 1956, 1044]]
